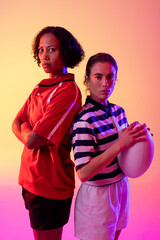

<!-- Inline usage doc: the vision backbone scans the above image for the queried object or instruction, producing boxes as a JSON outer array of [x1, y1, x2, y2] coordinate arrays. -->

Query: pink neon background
[[1, 0, 160, 239]]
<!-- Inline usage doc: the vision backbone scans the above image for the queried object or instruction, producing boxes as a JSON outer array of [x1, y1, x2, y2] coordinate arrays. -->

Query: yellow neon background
[[1, 0, 160, 239]]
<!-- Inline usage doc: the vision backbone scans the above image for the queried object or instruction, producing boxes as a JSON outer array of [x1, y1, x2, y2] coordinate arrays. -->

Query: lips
[[42, 63, 50, 68], [100, 90, 109, 94]]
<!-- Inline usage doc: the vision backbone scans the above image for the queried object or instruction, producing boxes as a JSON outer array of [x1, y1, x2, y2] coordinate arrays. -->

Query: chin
[[100, 94, 109, 100], [42, 67, 50, 73]]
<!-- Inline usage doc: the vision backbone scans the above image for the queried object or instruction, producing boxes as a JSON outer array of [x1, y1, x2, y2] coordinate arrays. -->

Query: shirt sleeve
[[118, 107, 129, 129], [71, 119, 97, 171], [33, 82, 81, 148], [16, 95, 31, 122], [112, 105, 129, 131]]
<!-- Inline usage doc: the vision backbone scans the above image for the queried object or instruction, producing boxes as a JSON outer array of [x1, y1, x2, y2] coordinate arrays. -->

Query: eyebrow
[[108, 73, 114, 76], [38, 45, 56, 48], [94, 73, 115, 76], [94, 73, 103, 76]]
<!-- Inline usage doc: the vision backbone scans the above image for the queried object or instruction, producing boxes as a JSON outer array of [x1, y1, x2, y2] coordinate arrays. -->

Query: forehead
[[90, 62, 116, 75], [39, 33, 59, 47]]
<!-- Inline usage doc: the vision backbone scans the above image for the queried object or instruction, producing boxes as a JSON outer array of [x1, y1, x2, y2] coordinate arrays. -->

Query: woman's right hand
[[117, 121, 148, 151]]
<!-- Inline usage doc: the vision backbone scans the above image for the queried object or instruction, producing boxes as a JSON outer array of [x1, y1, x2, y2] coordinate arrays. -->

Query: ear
[[85, 76, 90, 86], [115, 77, 119, 86]]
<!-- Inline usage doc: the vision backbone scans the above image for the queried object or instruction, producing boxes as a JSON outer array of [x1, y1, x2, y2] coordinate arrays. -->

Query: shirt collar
[[85, 96, 112, 115], [38, 74, 74, 87]]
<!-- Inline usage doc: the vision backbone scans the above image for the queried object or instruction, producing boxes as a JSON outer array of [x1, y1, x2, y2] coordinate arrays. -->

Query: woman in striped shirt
[[70, 53, 147, 240]]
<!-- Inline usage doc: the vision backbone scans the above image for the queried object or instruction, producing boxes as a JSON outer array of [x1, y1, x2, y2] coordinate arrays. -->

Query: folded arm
[[12, 117, 52, 149]]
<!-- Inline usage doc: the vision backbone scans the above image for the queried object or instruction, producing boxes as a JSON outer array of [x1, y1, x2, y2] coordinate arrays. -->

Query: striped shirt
[[70, 96, 129, 186]]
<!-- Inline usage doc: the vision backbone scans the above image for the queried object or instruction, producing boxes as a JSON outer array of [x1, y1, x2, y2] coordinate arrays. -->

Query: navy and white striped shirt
[[70, 96, 129, 186]]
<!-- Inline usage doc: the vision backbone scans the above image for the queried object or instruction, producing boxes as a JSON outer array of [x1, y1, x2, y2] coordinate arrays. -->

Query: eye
[[107, 75, 115, 81], [38, 48, 44, 54], [49, 47, 56, 52], [95, 74, 103, 80]]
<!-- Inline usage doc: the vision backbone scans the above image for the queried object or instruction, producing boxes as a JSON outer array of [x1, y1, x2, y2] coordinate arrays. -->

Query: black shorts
[[22, 188, 72, 230]]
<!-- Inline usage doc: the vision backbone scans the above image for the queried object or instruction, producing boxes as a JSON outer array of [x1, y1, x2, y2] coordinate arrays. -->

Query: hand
[[117, 121, 147, 151], [147, 127, 153, 136], [21, 121, 32, 131]]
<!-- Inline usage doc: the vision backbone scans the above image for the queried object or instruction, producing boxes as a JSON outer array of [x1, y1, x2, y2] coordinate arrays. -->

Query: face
[[38, 33, 65, 78], [86, 61, 117, 104]]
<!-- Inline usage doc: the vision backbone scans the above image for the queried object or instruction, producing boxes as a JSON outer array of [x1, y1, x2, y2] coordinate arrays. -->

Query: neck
[[49, 67, 68, 78], [101, 100, 108, 105], [89, 95, 108, 106]]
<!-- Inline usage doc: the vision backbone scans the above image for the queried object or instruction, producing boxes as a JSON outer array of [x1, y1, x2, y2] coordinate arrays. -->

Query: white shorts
[[74, 177, 129, 240]]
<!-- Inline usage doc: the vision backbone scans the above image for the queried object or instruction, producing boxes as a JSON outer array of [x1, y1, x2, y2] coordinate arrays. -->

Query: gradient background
[[1, 0, 160, 239]]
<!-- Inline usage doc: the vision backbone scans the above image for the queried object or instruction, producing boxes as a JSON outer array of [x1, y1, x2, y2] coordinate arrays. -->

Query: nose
[[42, 50, 49, 60], [102, 78, 109, 87]]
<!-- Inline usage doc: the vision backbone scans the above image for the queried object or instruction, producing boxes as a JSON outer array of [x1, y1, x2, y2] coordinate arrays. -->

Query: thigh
[[116, 177, 130, 230], [114, 230, 121, 240], [74, 183, 119, 240], [33, 228, 63, 240]]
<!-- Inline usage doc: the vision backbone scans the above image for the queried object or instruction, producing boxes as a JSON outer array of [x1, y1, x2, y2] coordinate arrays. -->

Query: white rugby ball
[[118, 127, 154, 178]]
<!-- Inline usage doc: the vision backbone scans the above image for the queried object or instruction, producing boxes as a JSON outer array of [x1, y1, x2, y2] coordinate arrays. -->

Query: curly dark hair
[[32, 26, 85, 68]]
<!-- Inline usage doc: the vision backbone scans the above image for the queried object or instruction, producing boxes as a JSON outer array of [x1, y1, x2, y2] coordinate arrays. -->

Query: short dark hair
[[32, 26, 85, 68], [85, 52, 118, 77]]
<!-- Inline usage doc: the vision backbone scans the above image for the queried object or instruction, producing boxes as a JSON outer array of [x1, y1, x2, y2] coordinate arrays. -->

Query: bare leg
[[33, 227, 63, 240], [114, 230, 121, 240]]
